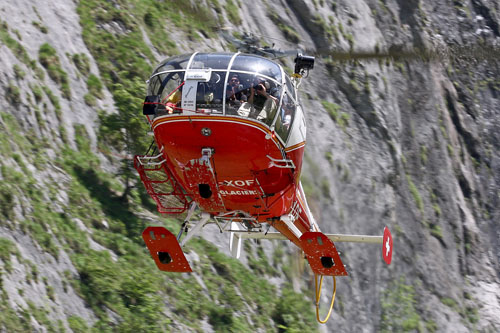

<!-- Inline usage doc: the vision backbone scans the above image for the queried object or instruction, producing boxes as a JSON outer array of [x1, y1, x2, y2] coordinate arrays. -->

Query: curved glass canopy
[[145, 53, 297, 142]]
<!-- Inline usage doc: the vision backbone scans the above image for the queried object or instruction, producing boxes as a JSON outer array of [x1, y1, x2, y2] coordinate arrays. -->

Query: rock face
[[0, 0, 499, 332]]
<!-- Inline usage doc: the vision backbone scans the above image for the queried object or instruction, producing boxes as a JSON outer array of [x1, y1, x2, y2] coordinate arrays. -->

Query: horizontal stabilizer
[[300, 232, 348, 276], [142, 226, 192, 273]]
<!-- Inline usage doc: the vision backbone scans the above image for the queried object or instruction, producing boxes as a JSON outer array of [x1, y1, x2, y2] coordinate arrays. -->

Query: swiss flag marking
[[382, 226, 393, 265]]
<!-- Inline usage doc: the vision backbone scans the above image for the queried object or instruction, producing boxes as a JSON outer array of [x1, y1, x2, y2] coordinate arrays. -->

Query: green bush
[[0, 182, 15, 221], [406, 175, 424, 214], [72, 249, 169, 330], [31, 85, 44, 103], [6, 83, 21, 105], [268, 11, 300, 43], [0, 238, 19, 272], [0, 298, 33, 332], [321, 100, 349, 130], [226, 0, 242, 25], [72, 53, 91, 74], [430, 224, 443, 240], [380, 278, 422, 332], [209, 307, 234, 331], [87, 74, 103, 99], [272, 284, 316, 332], [68, 316, 90, 333], [0, 21, 32, 65], [84, 93, 96, 106], [38, 43, 71, 99], [13, 64, 25, 79], [42, 86, 62, 121]]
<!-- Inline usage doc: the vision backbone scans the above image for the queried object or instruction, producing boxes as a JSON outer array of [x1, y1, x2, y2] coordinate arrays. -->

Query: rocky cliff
[[0, 0, 499, 332]]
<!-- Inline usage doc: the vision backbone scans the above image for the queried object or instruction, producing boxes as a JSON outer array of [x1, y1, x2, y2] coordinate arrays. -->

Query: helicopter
[[134, 49, 393, 323]]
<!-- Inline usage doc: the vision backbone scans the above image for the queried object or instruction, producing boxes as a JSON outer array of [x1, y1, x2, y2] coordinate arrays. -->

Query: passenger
[[282, 105, 293, 129], [275, 102, 293, 139], [226, 74, 247, 104], [248, 77, 278, 123]]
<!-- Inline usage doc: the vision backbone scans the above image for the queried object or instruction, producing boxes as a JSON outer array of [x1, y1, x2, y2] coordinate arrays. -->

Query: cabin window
[[275, 90, 296, 142]]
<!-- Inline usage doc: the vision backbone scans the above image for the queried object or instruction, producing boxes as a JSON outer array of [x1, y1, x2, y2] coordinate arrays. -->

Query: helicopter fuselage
[[136, 52, 318, 246]]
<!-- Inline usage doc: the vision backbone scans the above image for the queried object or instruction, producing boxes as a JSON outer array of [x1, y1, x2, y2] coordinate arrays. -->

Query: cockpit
[[143, 53, 298, 142]]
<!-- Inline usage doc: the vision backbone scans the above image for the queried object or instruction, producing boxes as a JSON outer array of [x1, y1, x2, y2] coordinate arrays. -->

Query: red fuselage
[[137, 52, 316, 248], [152, 115, 302, 221]]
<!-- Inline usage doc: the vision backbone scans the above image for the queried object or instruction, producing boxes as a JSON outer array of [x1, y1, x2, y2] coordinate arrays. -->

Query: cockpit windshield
[[144, 53, 296, 142], [190, 53, 233, 70], [230, 55, 282, 82]]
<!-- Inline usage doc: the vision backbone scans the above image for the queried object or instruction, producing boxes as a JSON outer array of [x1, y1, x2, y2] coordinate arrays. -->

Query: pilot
[[164, 88, 181, 114]]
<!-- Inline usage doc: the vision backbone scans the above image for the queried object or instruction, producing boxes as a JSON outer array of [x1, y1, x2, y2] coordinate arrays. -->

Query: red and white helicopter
[[134, 51, 393, 322]]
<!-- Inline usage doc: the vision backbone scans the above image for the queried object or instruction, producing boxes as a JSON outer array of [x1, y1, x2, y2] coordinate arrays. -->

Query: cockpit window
[[225, 72, 280, 125], [285, 75, 296, 100], [146, 53, 288, 124], [148, 71, 184, 99], [274, 90, 296, 142]]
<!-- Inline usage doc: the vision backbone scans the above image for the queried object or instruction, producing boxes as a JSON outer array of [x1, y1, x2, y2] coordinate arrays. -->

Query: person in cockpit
[[248, 77, 278, 124], [226, 74, 247, 105], [164, 88, 181, 114]]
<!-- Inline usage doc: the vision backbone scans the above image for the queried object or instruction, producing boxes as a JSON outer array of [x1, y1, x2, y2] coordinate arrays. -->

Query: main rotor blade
[[313, 43, 500, 64]]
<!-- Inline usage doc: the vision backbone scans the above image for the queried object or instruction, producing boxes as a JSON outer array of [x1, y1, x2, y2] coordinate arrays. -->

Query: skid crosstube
[[142, 226, 192, 273], [300, 232, 348, 276]]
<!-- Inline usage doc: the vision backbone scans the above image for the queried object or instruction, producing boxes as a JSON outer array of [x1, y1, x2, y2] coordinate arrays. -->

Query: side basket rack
[[134, 154, 190, 214]]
